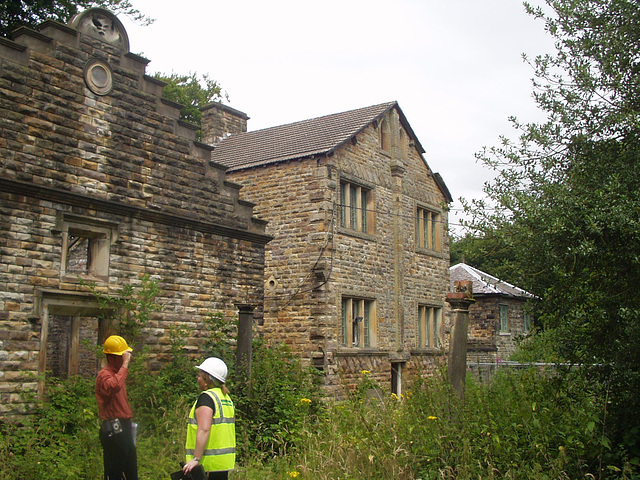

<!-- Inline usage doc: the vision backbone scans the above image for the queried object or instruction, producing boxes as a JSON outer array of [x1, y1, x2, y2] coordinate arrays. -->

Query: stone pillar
[[235, 304, 256, 394], [446, 281, 474, 398], [390, 161, 406, 352]]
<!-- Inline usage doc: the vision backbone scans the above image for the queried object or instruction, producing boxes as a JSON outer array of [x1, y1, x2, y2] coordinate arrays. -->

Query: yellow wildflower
[[300, 398, 311, 404], [360, 369, 371, 375], [288, 471, 300, 478], [427, 415, 437, 420]]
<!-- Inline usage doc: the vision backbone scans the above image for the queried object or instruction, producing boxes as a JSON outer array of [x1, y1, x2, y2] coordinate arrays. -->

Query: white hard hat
[[196, 357, 228, 383]]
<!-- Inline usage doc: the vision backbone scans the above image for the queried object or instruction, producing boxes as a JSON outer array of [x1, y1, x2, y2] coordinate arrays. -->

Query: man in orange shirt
[[96, 335, 138, 480]]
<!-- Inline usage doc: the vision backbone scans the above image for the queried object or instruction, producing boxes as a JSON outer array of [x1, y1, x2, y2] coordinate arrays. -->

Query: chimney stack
[[200, 102, 249, 145]]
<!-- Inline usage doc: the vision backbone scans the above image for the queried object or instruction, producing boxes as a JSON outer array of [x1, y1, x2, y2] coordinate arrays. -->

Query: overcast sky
[[121, 0, 555, 235]]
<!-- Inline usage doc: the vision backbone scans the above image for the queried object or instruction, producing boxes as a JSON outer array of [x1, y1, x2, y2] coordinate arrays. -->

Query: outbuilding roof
[[450, 263, 534, 298]]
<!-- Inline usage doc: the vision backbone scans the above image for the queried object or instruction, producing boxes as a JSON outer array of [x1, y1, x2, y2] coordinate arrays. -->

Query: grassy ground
[[1, 363, 633, 479]]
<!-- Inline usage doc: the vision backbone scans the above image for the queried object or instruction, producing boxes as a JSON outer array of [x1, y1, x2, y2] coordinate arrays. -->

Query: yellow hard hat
[[103, 335, 133, 355]]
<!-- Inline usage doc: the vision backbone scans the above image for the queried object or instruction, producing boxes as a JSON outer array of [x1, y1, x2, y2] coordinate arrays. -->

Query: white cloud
[[122, 0, 555, 233]]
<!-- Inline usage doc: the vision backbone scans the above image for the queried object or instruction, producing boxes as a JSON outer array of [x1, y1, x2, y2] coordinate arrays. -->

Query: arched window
[[379, 119, 390, 152]]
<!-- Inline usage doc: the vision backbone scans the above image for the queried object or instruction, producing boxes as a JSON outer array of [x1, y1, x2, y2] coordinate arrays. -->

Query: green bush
[[234, 340, 321, 459], [0, 376, 102, 480]]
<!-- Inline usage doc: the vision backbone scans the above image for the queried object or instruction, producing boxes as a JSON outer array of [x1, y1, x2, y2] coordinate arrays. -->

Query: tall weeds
[[0, 354, 630, 479]]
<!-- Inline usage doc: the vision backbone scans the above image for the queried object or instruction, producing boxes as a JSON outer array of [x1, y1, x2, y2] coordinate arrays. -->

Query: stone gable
[[215, 104, 451, 397]]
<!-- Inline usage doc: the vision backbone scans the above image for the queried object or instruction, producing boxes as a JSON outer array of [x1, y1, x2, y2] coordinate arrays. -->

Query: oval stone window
[[84, 59, 113, 96]]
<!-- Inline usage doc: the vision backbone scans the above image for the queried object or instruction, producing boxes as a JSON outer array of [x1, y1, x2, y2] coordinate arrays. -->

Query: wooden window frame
[[416, 206, 442, 252], [340, 180, 374, 234], [341, 297, 376, 348], [418, 305, 442, 348], [499, 304, 509, 333]]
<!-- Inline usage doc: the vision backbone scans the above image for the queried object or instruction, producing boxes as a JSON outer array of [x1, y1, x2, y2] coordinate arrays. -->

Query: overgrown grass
[[1, 358, 635, 479], [232, 367, 634, 480]]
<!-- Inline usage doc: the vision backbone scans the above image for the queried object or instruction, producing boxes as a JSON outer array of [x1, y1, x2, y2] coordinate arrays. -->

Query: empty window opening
[[55, 213, 117, 280], [38, 292, 114, 398], [391, 362, 404, 396], [65, 228, 110, 277], [46, 315, 100, 379]]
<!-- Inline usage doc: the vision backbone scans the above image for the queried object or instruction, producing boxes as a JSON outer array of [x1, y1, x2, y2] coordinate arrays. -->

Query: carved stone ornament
[[69, 8, 129, 51], [83, 58, 114, 96]]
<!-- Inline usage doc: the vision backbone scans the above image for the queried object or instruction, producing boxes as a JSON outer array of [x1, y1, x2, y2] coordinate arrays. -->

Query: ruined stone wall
[[0, 10, 268, 416], [227, 107, 449, 398]]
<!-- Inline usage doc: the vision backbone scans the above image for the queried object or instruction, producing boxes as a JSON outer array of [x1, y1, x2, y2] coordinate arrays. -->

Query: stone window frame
[[499, 303, 510, 334], [338, 175, 376, 237], [415, 204, 442, 253], [417, 304, 442, 349], [55, 213, 118, 282], [341, 296, 377, 348], [35, 290, 114, 399]]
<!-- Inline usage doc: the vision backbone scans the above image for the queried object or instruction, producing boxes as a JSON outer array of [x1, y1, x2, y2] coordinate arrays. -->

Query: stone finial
[[69, 8, 129, 51]]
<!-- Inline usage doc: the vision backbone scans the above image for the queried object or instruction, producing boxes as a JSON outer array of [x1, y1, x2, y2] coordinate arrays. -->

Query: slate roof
[[211, 101, 421, 171], [450, 263, 534, 298]]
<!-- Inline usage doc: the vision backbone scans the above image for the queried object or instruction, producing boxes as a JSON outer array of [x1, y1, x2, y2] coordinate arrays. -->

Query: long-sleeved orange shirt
[[95, 363, 133, 421]]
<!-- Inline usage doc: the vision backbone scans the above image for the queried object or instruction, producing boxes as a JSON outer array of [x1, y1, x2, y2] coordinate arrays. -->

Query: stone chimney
[[200, 102, 249, 145]]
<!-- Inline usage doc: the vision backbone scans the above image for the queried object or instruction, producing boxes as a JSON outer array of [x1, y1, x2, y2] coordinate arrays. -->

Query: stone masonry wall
[[467, 296, 530, 363], [0, 10, 268, 416], [226, 107, 450, 398], [201, 102, 248, 146]]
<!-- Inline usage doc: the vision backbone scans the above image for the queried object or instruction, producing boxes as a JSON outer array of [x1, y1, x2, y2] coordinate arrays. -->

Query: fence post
[[446, 281, 475, 399]]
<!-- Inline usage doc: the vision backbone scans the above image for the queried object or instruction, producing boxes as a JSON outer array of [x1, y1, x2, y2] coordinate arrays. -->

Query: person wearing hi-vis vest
[[183, 357, 236, 480]]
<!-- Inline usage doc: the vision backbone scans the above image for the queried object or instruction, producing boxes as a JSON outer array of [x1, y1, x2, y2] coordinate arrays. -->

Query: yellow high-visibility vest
[[185, 387, 236, 472]]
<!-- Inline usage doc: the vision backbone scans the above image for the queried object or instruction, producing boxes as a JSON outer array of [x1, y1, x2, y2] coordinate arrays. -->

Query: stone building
[[204, 101, 453, 397], [0, 9, 269, 416], [450, 263, 534, 362]]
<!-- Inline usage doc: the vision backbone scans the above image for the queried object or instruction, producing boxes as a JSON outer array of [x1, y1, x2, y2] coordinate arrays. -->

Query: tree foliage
[[0, 0, 151, 38], [465, 0, 640, 469], [154, 72, 228, 137], [449, 232, 519, 285]]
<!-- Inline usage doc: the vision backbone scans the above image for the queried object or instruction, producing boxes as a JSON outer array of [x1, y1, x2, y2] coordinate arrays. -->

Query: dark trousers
[[99, 419, 138, 480], [208, 472, 229, 480]]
